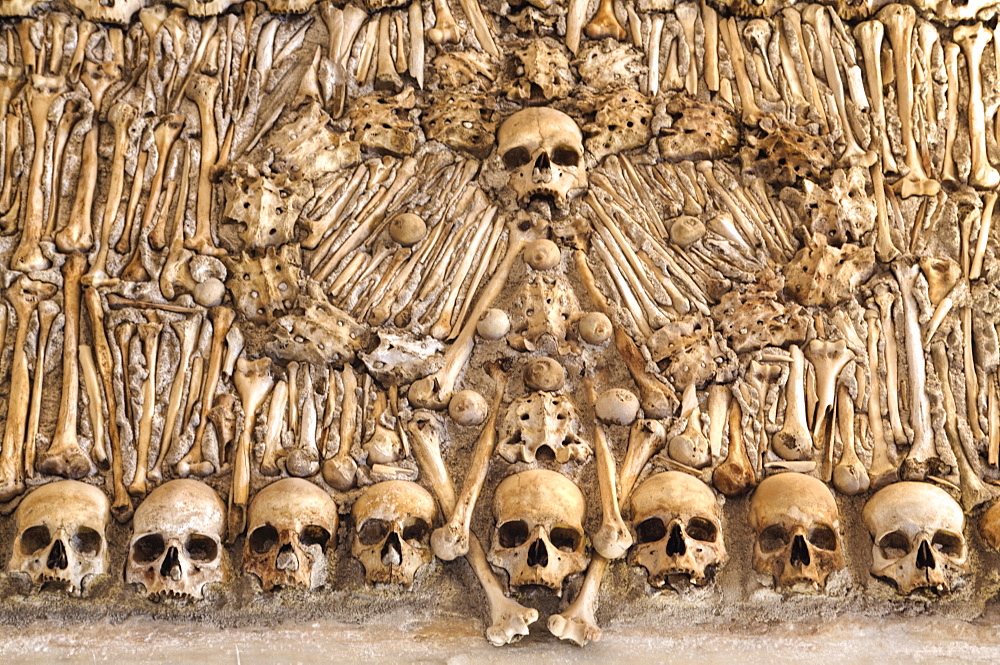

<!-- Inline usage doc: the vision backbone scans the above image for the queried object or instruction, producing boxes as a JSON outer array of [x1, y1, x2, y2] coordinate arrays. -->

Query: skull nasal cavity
[[667, 524, 686, 556], [161, 547, 182, 581], [535, 152, 551, 170], [46, 540, 68, 571], [916, 540, 936, 570], [277, 544, 299, 572], [527, 538, 549, 567], [381, 532, 402, 567], [790, 534, 811, 567]]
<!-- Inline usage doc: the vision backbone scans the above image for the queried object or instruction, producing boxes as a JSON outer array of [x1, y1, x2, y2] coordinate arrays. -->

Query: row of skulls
[[6, 471, 983, 599]]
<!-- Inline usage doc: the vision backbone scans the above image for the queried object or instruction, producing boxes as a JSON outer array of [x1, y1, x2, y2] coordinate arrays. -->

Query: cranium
[[9, 480, 110, 596], [911, 0, 1000, 22], [169, 0, 237, 17], [497, 107, 588, 210], [863, 482, 968, 595], [261, 0, 320, 12], [68, 0, 144, 23], [496, 390, 591, 464], [244, 479, 338, 591], [0, 0, 41, 16], [749, 472, 846, 591], [126, 479, 226, 601], [351, 480, 437, 586], [488, 469, 590, 593], [630, 472, 726, 588]]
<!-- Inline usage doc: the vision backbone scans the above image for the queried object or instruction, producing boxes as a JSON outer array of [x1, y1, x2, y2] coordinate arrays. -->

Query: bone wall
[[0, 0, 1000, 647]]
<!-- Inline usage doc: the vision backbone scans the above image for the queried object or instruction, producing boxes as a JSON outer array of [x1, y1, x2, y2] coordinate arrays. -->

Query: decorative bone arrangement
[[2, 0, 1000, 648]]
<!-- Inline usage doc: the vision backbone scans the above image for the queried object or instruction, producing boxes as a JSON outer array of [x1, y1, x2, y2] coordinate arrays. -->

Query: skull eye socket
[[498, 520, 529, 548], [73, 527, 103, 556], [186, 534, 219, 562], [20, 525, 51, 555], [807, 525, 838, 551], [358, 518, 391, 546], [549, 526, 582, 553], [932, 531, 963, 557], [132, 534, 166, 563], [550, 145, 580, 167], [686, 517, 718, 543], [636, 518, 667, 544], [877, 530, 910, 559], [758, 525, 790, 553], [402, 519, 430, 544], [502, 146, 532, 169], [249, 525, 280, 555], [300, 525, 332, 548]]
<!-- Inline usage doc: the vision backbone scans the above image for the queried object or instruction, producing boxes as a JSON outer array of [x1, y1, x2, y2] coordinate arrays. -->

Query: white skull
[[863, 482, 968, 595], [126, 479, 226, 601], [351, 480, 437, 586], [911, 0, 1000, 22], [488, 470, 590, 594], [496, 391, 591, 464], [629, 472, 727, 588], [68, 0, 144, 23], [244, 479, 339, 591], [749, 473, 845, 591], [169, 0, 237, 17], [497, 107, 588, 210], [9, 480, 110, 596]]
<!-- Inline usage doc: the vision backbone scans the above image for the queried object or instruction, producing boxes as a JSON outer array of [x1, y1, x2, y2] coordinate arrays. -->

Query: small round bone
[[388, 212, 427, 247], [448, 390, 488, 427], [595, 388, 640, 426], [669, 215, 706, 247], [193, 278, 226, 307], [477, 308, 510, 340], [523, 357, 565, 392], [578, 311, 612, 345], [523, 238, 561, 271]]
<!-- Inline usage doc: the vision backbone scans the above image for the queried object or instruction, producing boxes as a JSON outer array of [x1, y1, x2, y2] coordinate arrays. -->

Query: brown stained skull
[[508, 272, 581, 355], [497, 107, 588, 210], [749, 473, 846, 591], [351, 480, 437, 587], [489, 469, 590, 593], [630, 472, 727, 587], [9, 480, 110, 596], [244, 479, 338, 591], [496, 390, 591, 464], [224, 245, 303, 325], [864, 482, 968, 595], [126, 480, 226, 601]]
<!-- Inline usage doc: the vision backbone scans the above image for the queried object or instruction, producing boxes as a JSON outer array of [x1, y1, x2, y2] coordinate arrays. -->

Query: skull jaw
[[872, 556, 968, 596], [245, 545, 322, 592], [633, 546, 723, 589], [489, 548, 590, 595], [126, 544, 223, 602], [755, 548, 845, 592], [354, 543, 433, 587]]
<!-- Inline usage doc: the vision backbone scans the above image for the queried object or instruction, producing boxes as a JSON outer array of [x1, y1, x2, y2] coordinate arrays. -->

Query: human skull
[[630, 472, 727, 588], [261, 0, 320, 12], [489, 469, 590, 593], [863, 482, 968, 595], [496, 391, 591, 464], [244, 479, 339, 591], [8, 481, 110, 596], [68, 0, 144, 23], [169, 0, 237, 17], [126, 479, 226, 601], [749, 473, 845, 591], [497, 107, 588, 210], [351, 481, 437, 586], [0, 0, 41, 16]]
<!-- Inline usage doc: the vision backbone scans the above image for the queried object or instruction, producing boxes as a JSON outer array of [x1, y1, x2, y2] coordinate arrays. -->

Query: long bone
[[669, 382, 711, 469], [585, 0, 625, 41], [133, 315, 185, 476], [746, 362, 783, 469], [286, 365, 321, 478], [323, 364, 358, 491], [228, 357, 274, 541], [160, 141, 196, 302], [430, 207, 496, 339], [744, 20, 780, 104], [115, 321, 137, 439], [879, 4, 939, 198], [82, 287, 132, 522], [55, 61, 120, 253], [971, 192, 997, 281], [431, 362, 508, 561], [894, 263, 936, 480], [84, 101, 137, 287], [40, 99, 79, 240], [0, 278, 57, 503], [38, 254, 91, 480], [0, 99, 23, 223], [803, 6, 871, 166], [646, 14, 664, 97], [805, 338, 854, 455], [408, 1, 425, 89], [719, 16, 763, 127], [115, 148, 148, 256], [550, 417, 665, 646], [954, 23, 1000, 190], [374, 13, 401, 92], [68, 21, 96, 84], [128, 313, 162, 497], [406, 411, 538, 646], [707, 384, 729, 458], [585, 377, 633, 561], [675, 2, 698, 96], [864, 309, 898, 488], [961, 308, 985, 443], [409, 219, 533, 410], [121, 114, 185, 282], [833, 382, 869, 495], [781, 7, 827, 133], [874, 286, 907, 446], [79, 344, 107, 470], [176, 306, 234, 478], [259, 380, 288, 477], [930, 340, 994, 511], [855, 20, 897, 173], [11, 73, 64, 273], [46, 14, 71, 76], [772, 344, 812, 461], [713, 397, 755, 496], [427, 0, 462, 44], [942, 41, 960, 184], [23, 298, 59, 479], [184, 73, 222, 256]]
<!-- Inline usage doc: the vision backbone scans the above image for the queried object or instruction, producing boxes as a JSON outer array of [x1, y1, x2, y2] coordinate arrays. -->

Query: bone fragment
[[260, 380, 288, 477], [227, 357, 274, 541], [115, 322, 137, 438], [713, 398, 755, 496], [833, 382, 869, 495], [129, 314, 162, 498], [864, 309, 897, 488], [150, 315, 201, 485], [79, 344, 106, 470], [24, 298, 58, 479], [855, 20, 897, 173], [586, 0, 626, 41], [323, 364, 359, 491], [894, 263, 936, 480], [875, 286, 907, 446]]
